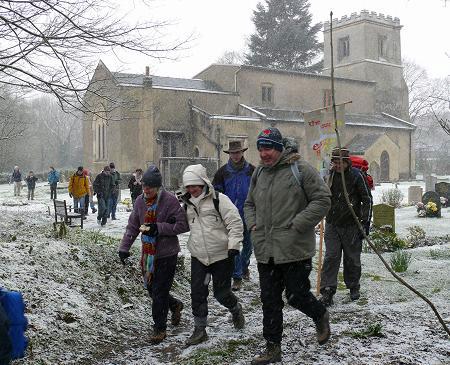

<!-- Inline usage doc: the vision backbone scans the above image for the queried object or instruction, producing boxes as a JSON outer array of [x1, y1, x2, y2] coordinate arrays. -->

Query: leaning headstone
[[422, 191, 441, 218], [435, 182, 450, 200], [425, 175, 437, 192], [372, 204, 395, 233], [408, 186, 423, 205]]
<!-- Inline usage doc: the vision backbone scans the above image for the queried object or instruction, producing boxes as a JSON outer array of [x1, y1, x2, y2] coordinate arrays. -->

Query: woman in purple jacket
[[118, 165, 189, 344]]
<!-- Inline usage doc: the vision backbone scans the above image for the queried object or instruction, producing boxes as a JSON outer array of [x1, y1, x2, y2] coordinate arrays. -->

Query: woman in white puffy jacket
[[181, 164, 245, 346]]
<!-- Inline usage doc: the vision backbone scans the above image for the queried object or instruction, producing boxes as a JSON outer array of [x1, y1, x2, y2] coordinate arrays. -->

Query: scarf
[[141, 194, 158, 287]]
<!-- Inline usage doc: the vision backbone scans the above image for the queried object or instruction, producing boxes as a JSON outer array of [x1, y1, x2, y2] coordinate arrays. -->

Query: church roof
[[248, 107, 415, 130], [346, 113, 415, 130], [111, 72, 229, 93], [346, 134, 383, 154]]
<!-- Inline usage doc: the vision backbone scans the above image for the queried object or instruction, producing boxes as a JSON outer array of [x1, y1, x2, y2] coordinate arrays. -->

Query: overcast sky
[[104, 0, 449, 79]]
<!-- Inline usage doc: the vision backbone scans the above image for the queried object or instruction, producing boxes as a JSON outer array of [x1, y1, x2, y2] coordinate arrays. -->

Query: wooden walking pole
[[316, 219, 324, 295]]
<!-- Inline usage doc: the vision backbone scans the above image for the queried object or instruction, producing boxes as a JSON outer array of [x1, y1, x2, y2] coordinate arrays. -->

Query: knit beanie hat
[[142, 165, 162, 187], [257, 127, 284, 152], [182, 171, 205, 187]]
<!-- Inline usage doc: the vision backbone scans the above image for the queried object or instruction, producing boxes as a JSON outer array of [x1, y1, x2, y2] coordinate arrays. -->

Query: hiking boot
[[251, 342, 282, 365], [101, 217, 107, 226], [112, 216, 117, 220], [243, 269, 250, 281], [231, 303, 245, 329], [314, 310, 331, 345], [232, 278, 242, 291], [171, 301, 183, 326], [319, 287, 334, 307], [185, 326, 208, 346], [92, 207, 97, 214], [350, 287, 360, 301], [150, 329, 166, 344]]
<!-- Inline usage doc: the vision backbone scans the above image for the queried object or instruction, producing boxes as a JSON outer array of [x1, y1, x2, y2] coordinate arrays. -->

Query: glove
[[69, 193, 73, 198], [140, 223, 158, 237], [167, 216, 176, 224], [228, 249, 239, 258], [118, 251, 130, 265]]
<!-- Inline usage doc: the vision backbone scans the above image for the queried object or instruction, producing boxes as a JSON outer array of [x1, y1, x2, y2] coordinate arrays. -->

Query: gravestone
[[372, 204, 395, 232], [435, 182, 450, 200], [422, 191, 441, 218], [408, 186, 423, 205], [425, 175, 437, 192]]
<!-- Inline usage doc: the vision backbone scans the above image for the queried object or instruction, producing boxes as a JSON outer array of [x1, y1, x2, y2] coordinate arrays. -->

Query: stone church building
[[83, 10, 415, 188]]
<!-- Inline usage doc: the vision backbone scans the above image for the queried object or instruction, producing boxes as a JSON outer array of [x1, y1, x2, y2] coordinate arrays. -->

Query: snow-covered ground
[[0, 181, 449, 364]]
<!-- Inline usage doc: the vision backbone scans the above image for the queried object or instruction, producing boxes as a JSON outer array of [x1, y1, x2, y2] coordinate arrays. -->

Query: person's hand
[[118, 251, 130, 265], [140, 223, 158, 237], [69, 193, 73, 198], [250, 225, 256, 231], [228, 249, 239, 258]]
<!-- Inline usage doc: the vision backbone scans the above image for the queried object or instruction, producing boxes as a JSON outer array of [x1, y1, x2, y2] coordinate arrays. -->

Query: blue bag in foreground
[[0, 288, 28, 360]]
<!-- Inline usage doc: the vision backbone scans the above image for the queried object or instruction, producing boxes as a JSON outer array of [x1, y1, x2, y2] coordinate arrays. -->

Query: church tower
[[323, 10, 409, 121]]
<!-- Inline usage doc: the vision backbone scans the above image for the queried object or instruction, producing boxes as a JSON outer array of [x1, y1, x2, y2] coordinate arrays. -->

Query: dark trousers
[[320, 223, 362, 293], [108, 194, 118, 218], [50, 183, 57, 200], [84, 195, 89, 214], [191, 257, 238, 326], [147, 254, 181, 331], [97, 197, 109, 221], [258, 258, 326, 344]]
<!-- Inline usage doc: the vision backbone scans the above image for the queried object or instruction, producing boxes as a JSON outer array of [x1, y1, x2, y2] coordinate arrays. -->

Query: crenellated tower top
[[323, 10, 401, 31]]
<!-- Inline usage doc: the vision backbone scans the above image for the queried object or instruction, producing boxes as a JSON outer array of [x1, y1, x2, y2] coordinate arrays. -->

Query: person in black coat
[[319, 148, 372, 306], [128, 168, 143, 206]]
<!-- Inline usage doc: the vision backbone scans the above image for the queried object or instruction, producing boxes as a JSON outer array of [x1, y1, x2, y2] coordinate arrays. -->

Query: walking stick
[[316, 219, 324, 296]]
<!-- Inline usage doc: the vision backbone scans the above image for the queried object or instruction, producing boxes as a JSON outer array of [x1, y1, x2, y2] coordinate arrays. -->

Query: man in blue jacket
[[212, 140, 255, 291], [48, 166, 60, 200]]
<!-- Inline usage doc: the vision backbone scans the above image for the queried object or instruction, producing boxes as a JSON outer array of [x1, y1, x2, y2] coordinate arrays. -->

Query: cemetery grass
[[0, 182, 449, 364]]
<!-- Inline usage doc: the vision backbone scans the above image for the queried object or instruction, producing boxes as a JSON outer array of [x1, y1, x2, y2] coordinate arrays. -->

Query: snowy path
[[0, 182, 449, 364]]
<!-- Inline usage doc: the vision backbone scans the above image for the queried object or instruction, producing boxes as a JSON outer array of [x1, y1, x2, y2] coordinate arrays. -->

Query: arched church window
[[93, 110, 107, 161]]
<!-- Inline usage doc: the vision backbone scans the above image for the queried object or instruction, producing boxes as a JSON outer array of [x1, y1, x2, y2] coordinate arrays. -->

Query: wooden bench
[[53, 200, 84, 229]]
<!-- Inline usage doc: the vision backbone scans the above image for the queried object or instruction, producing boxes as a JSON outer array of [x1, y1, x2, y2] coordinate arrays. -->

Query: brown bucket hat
[[224, 140, 248, 154], [331, 147, 350, 160]]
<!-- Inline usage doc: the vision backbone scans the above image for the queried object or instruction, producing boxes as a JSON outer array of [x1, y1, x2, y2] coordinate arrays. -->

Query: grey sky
[[104, 0, 449, 79]]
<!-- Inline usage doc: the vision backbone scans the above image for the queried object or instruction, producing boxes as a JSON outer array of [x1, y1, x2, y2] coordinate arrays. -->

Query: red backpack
[[350, 155, 374, 190]]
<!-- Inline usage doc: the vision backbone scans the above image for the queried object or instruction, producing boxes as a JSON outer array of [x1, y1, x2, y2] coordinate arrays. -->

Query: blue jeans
[[73, 196, 85, 213], [233, 227, 252, 280], [108, 195, 118, 218]]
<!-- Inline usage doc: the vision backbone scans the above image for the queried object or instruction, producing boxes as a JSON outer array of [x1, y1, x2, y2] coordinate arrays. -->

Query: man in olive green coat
[[244, 127, 332, 365]]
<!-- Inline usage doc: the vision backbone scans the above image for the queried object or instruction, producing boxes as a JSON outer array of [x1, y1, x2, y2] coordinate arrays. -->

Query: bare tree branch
[[0, 0, 190, 111]]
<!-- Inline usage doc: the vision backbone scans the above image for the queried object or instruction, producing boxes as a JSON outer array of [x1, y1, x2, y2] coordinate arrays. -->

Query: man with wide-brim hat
[[223, 140, 248, 154], [319, 147, 372, 307], [212, 140, 255, 291]]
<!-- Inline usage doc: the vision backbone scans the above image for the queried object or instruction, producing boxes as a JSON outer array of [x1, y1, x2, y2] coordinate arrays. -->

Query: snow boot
[[319, 287, 334, 307], [231, 303, 245, 329], [101, 217, 107, 226], [350, 287, 360, 301], [150, 329, 166, 344], [251, 342, 282, 365], [314, 310, 330, 345], [170, 301, 183, 326], [185, 326, 208, 346], [232, 278, 242, 291]]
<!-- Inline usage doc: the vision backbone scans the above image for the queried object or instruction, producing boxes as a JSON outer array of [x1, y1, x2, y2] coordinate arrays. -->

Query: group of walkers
[[117, 126, 372, 364], [66, 163, 121, 226], [6, 126, 371, 364], [9, 166, 59, 201]]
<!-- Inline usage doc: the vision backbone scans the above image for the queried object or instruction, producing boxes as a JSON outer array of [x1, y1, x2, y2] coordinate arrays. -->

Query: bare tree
[[216, 50, 246, 65], [0, 0, 188, 111]]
